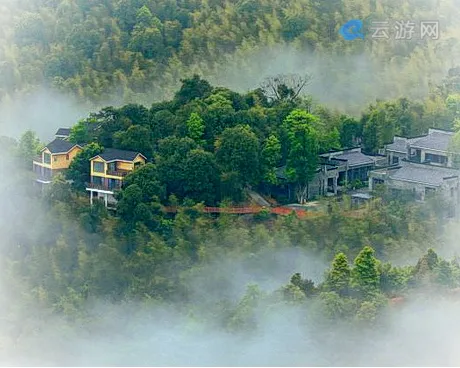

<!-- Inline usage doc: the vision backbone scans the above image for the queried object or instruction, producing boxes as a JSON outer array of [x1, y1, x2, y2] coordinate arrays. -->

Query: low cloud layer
[[2, 290, 460, 366], [0, 89, 92, 141]]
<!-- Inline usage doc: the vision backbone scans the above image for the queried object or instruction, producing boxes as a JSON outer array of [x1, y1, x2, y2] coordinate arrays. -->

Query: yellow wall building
[[33, 139, 83, 184], [86, 148, 147, 207]]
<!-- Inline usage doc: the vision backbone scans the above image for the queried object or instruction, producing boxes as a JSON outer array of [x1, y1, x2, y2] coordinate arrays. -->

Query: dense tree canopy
[[1, 0, 460, 109], [2, 3, 460, 356]]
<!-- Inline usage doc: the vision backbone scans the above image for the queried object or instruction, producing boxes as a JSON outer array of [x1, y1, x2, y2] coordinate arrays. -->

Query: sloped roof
[[331, 150, 375, 167], [44, 139, 80, 154], [94, 148, 145, 162], [410, 131, 454, 152], [55, 128, 71, 136], [386, 137, 409, 153], [388, 161, 460, 186]]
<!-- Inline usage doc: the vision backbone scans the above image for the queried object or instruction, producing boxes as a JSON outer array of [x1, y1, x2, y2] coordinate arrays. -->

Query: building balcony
[[86, 182, 122, 192], [33, 164, 65, 183], [106, 169, 131, 178], [33, 156, 51, 167]]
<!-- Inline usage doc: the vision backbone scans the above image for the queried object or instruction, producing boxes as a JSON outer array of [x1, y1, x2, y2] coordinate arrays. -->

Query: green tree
[[283, 110, 320, 203], [317, 291, 358, 321], [155, 137, 197, 198], [339, 116, 362, 148], [434, 259, 454, 288], [183, 149, 220, 204], [122, 163, 166, 203], [355, 301, 378, 324], [116, 184, 143, 224], [17, 130, 42, 168], [66, 143, 103, 190], [135, 5, 155, 28], [362, 101, 397, 154], [351, 246, 380, 297], [215, 125, 261, 187], [69, 117, 99, 144], [186, 112, 205, 144], [227, 284, 262, 332], [290, 273, 316, 296], [45, 173, 72, 203], [324, 252, 351, 296], [261, 134, 281, 185], [113, 125, 154, 159], [413, 248, 439, 287], [174, 75, 212, 105]]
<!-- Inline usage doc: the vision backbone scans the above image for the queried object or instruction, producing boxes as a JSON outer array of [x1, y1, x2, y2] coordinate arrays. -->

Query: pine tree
[[325, 252, 351, 296], [351, 246, 380, 297]]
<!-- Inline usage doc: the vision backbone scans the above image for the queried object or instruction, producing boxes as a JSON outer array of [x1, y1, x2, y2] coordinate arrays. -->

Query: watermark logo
[[420, 21, 439, 40], [370, 21, 390, 39], [340, 19, 440, 40], [339, 19, 364, 41]]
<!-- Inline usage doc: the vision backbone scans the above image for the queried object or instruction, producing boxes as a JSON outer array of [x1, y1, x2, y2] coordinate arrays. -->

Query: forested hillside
[[1, 0, 460, 109], [2, 140, 460, 365], [2, 77, 460, 354], [2, 0, 460, 364]]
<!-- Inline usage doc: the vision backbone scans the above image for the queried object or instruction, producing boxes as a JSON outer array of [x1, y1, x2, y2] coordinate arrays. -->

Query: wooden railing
[[161, 205, 367, 219], [162, 205, 313, 218]]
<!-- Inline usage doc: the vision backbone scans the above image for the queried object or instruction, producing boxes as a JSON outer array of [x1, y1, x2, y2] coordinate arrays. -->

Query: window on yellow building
[[43, 153, 51, 164], [66, 154, 69, 160], [93, 161, 104, 173]]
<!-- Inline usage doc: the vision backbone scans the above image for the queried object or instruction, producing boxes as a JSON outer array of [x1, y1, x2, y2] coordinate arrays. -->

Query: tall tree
[[66, 143, 103, 191], [215, 125, 261, 187], [261, 134, 281, 185], [113, 125, 154, 159], [183, 149, 220, 204], [155, 137, 197, 198], [260, 73, 312, 103], [174, 75, 212, 105], [122, 163, 166, 203], [17, 130, 42, 168], [325, 252, 351, 296], [351, 246, 380, 297], [186, 112, 205, 145], [283, 110, 320, 203]]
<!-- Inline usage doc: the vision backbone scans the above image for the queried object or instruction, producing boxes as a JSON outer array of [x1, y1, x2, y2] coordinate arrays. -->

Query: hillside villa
[[370, 128, 460, 216], [86, 148, 146, 208], [32, 137, 83, 186]]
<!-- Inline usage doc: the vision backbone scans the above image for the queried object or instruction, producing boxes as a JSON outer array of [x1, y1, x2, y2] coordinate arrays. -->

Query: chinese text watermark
[[339, 19, 440, 41]]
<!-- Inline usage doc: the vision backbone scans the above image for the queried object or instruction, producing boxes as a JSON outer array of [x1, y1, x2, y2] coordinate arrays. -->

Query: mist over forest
[[1, 0, 460, 366]]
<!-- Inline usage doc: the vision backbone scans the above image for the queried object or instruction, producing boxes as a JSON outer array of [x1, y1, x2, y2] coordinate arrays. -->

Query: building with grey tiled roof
[[55, 128, 71, 140], [410, 129, 453, 152], [369, 160, 460, 216], [383, 128, 457, 167], [274, 147, 385, 201], [370, 128, 460, 216]]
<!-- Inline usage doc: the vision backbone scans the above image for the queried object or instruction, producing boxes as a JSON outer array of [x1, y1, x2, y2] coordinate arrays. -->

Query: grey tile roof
[[389, 161, 460, 186], [386, 137, 409, 153], [332, 151, 375, 167], [410, 131, 454, 152], [55, 128, 71, 137], [95, 148, 144, 162], [45, 139, 80, 154]]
